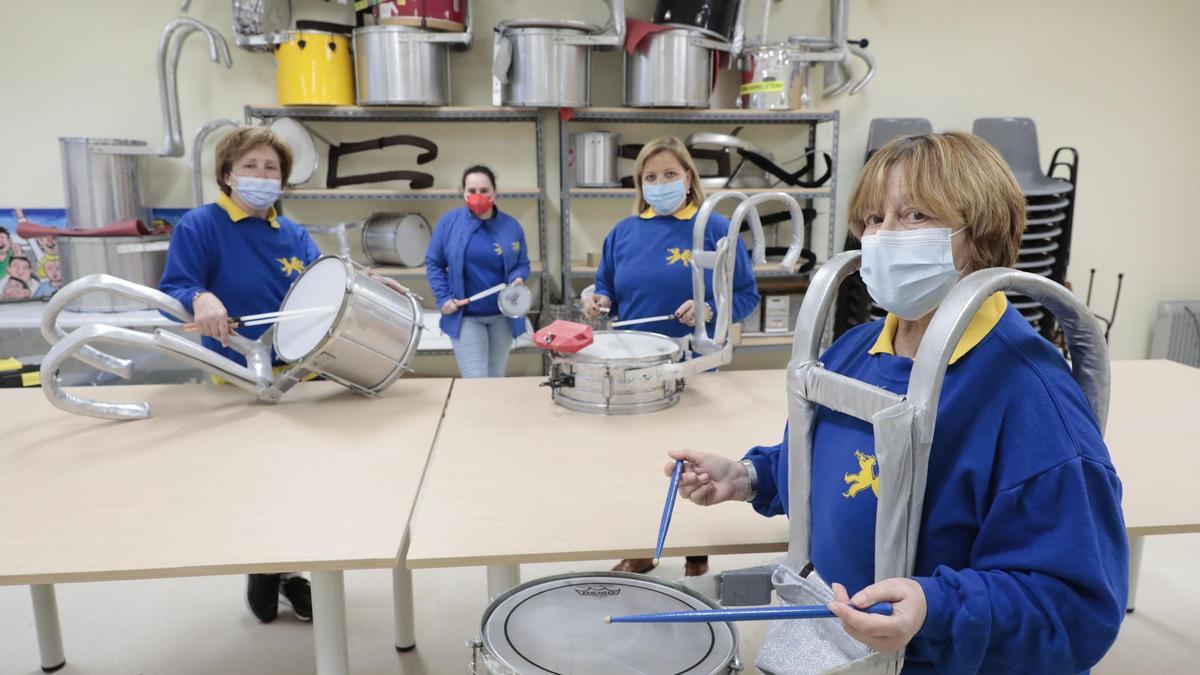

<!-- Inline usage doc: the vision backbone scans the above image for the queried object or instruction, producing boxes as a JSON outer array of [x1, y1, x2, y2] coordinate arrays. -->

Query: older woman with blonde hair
[[664, 132, 1127, 673], [160, 125, 320, 625], [585, 136, 760, 577]]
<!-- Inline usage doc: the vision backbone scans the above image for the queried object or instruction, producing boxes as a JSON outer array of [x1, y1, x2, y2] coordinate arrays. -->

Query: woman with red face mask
[[425, 165, 531, 377]]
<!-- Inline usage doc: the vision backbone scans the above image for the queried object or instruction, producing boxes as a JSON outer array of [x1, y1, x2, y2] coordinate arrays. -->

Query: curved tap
[[191, 118, 240, 206], [157, 18, 233, 157]]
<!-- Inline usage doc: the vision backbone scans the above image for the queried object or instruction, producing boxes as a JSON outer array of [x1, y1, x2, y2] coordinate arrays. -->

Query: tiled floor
[[2, 535, 1196, 674]]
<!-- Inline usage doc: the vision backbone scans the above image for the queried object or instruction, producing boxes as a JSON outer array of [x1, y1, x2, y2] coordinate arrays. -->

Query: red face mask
[[466, 193, 494, 216]]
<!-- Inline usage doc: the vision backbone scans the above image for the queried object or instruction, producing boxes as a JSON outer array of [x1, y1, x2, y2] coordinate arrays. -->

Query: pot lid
[[498, 18, 599, 33]]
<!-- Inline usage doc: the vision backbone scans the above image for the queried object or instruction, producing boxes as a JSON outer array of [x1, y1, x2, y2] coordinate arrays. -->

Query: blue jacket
[[159, 194, 321, 365], [744, 294, 1128, 674], [594, 203, 759, 338], [425, 205, 530, 339]]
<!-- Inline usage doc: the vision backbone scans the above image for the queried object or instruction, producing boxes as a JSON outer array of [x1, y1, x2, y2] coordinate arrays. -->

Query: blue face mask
[[642, 179, 687, 215], [860, 227, 964, 320], [232, 175, 282, 210]]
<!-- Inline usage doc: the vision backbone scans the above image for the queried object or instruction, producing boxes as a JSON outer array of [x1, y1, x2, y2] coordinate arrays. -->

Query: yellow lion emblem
[[277, 257, 305, 277], [842, 450, 880, 498], [492, 242, 503, 256], [665, 247, 692, 267]]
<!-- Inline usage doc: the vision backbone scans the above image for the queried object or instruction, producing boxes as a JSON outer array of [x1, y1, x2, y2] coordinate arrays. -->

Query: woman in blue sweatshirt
[[587, 137, 760, 579], [159, 126, 318, 626], [665, 133, 1127, 673], [425, 165, 530, 378]]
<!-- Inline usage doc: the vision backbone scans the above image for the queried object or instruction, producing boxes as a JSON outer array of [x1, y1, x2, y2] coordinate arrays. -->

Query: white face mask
[[231, 175, 282, 210], [860, 227, 964, 320]]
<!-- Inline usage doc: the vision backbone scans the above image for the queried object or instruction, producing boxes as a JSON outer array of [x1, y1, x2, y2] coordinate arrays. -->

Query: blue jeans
[[451, 314, 514, 378]]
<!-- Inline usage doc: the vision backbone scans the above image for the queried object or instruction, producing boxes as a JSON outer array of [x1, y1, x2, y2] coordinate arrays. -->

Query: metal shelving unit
[[244, 105, 550, 307], [557, 107, 840, 303]]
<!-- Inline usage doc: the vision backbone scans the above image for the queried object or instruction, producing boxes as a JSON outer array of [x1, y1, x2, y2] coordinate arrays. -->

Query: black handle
[[849, 38, 869, 48]]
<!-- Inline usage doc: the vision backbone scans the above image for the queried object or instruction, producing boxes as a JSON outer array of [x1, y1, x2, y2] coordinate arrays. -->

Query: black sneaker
[[246, 573, 281, 623], [279, 575, 312, 622]]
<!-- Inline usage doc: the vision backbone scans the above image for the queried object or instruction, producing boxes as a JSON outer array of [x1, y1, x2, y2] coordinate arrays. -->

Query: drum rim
[[273, 255, 354, 364], [561, 329, 684, 365], [498, 283, 533, 319], [478, 571, 739, 673]]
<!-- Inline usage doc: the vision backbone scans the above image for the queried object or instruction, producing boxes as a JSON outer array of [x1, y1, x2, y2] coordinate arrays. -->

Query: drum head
[[499, 283, 533, 318], [572, 330, 682, 364], [481, 573, 736, 675], [274, 257, 347, 363], [269, 117, 318, 186]]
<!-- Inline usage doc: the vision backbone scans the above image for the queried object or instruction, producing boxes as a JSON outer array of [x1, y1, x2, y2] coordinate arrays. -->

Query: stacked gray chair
[[973, 117, 1079, 338]]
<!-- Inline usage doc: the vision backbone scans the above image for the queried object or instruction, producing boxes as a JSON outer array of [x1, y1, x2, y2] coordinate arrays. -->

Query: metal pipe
[[191, 118, 239, 206], [156, 19, 233, 158]]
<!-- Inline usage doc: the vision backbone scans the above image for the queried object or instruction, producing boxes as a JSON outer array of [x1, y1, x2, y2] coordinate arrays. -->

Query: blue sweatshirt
[[744, 293, 1127, 674], [462, 224, 508, 316], [593, 203, 759, 339], [425, 205, 530, 339], [159, 194, 321, 366]]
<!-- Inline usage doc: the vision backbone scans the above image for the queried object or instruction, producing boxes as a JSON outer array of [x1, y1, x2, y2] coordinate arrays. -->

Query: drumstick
[[652, 459, 684, 566], [466, 283, 507, 303], [611, 314, 677, 328], [604, 602, 893, 624], [183, 306, 336, 331]]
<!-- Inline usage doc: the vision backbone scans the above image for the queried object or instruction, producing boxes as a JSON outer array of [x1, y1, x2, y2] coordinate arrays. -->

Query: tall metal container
[[59, 138, 153, 231], [58, 236, 171, 313], [624, 29, 715, 108]]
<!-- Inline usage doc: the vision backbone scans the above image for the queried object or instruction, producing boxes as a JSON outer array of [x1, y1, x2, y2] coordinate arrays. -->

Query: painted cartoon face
[[44, 259, 62, 285], [39, 236, 58, 254], [7, 257, 33, 282], [3, 276, 30, 300]]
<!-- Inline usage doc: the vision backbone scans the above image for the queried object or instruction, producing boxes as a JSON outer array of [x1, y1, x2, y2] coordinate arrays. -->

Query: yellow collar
[[640, 202, 699, 220], [218, 193, 279, 229], [868, 292, 1008, 364]]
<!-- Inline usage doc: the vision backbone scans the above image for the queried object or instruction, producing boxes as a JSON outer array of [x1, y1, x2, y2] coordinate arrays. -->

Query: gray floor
[[2, 535, 1197, 674]]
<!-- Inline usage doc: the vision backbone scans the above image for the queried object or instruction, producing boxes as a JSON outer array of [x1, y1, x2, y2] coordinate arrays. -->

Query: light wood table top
[[1107, 360, 1200, 535], [0, 378, 453, 585], [407, 360, 1200, 568], [407, 370, 792, 568]]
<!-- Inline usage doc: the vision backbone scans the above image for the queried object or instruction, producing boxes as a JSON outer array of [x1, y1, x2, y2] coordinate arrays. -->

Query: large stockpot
[[360, 213, 431, 267], [738, 42, 811, 110], [625, 28, 716, 109], [353, 26, 451, 106], [58, 236, 170, 312], [655, 0, 739, 41], [494, 19, 596, 108], [59, 138, 153, 232], [569, 131, 620, 187]]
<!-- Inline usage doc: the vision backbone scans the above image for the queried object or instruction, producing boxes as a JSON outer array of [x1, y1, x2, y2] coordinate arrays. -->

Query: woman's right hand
[[664, 449, 752, 506], [582, 293, 611, 319], [441, 298, 469, 315], [193, 292, 232, 346]]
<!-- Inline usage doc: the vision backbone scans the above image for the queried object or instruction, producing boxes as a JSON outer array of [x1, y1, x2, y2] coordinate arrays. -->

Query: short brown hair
[[848, 131, 1026, 274], [633, 137, 707, 215], [214, 126, 294, 197]]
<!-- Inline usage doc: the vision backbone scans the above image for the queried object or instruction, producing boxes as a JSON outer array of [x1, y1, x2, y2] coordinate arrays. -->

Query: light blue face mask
[[232, 175, 283, 210], [860, 227, 965, 320], [642, 179, 687, 215]]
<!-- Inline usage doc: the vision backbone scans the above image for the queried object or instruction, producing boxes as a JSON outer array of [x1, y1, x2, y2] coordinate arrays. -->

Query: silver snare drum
[[272, 256, 423, 396], [548, 330, 685, 414], [471, 572, 740, 675]]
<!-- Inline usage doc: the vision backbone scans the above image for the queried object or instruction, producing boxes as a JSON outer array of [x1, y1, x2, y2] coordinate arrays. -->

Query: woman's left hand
[[674, 300, 713, 327], [510, 277, 524, 286], [827, 579, 927, 653]]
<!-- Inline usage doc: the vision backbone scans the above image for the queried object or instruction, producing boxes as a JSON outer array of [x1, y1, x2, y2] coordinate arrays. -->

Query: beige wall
[[2, 0, 1197, 360]]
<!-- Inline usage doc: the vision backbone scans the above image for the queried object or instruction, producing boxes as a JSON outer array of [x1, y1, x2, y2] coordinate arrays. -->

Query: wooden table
[[407, 361, 1200, 612], [406, 370, 792, 596], [0, 378, 453, 675]]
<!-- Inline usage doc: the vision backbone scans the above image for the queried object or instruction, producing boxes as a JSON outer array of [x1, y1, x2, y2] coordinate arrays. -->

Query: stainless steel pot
[[59, 138, 154, 232], [737, 42, 811, 110], [354, 26, 451, 106], [57, 236, 170, 312], [494, 19, 595, 108], [361, 213, 431, 267], [625, 28, 717, 108], [569, 131, 620, 187]]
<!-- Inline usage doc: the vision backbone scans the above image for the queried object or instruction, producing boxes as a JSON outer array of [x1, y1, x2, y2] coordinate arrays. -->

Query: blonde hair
[[214, 126, 294, 197], [632, 137, 707, 215], [848, 131, 1026, 274]]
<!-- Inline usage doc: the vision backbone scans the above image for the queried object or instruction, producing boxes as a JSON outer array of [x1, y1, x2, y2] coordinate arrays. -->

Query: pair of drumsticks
[[605, 459, 892, 625], [182, 305, 336, 332]]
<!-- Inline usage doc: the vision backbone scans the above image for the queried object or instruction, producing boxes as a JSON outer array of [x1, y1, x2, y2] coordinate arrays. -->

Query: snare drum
[[373, 0, 468, 32], [361, 214, 432, 267], [273, 256, 422, 395], [548, 330, 685, 414], [471, 572, 740, 674]]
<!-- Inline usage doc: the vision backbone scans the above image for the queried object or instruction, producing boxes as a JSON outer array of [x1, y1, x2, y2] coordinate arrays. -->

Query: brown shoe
[[612, 557, 657, 574], [684, 556, 709, 577]]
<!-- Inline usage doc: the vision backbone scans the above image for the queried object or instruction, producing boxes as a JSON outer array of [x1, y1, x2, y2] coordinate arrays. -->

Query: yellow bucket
[[275, 30, 354, 106]]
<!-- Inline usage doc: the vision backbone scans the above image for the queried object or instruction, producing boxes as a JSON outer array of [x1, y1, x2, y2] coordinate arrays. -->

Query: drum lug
[[466, 639, 483, 674], [541, 373, 574, 389]]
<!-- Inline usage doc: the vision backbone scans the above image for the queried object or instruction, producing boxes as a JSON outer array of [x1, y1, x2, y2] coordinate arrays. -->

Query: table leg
[[311, 570, 350, 675], [393, 533, 416, 652], [30, 584, 66, 673], [1127, 535, 1145, 613], [486, 564, 520, 600]]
